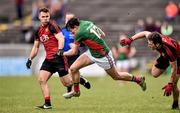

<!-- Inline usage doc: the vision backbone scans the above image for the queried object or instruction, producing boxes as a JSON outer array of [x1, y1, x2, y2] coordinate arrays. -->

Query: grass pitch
[[0, 74, 179, 113]]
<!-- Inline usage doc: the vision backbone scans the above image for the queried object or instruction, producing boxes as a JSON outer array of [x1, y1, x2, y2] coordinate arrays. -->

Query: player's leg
[[55, 56, 73, 93], [105, 66, 146, 91], [63, 53, 94, 99], [68, 55, 91, 89], [37, 70, 52, 109], [95, 51, 146, 91], [106, 66, 132, 81], [36, 59, 55, 109], [70, 53, 93, 90], [59, 74, 73, 92], [151, 56, 169, 78]]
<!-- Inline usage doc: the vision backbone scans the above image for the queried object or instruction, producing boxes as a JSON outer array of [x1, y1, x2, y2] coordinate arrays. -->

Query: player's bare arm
[[55, 32, 65, 49], [131, 31, 151, 40], [169, 61, 178, 84], [63, 43, 79, 56], [29, 40, 40, 60], [120, 31, 151, 46]]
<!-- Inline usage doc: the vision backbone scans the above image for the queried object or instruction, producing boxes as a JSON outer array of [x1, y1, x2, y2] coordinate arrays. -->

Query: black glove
[[26, 59, 32, 69], [54, 49, 64, 58]]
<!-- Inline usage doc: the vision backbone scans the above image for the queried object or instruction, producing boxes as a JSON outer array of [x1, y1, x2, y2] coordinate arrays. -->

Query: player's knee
[[63, 79, 73, 87], [38, 77, 46, 84], [151, 71, 159, 78], [63, 81, 73, 87], [70, 66, 78, 73]]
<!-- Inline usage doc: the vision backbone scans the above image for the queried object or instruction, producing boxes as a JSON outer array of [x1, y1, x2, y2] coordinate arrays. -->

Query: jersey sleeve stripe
[[51, 21, 61, 33]]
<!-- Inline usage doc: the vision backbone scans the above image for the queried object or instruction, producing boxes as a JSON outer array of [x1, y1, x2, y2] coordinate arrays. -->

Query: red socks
[[45, 96, 51, 105], [74, 83, 79, 93], [132, 76, 141, 84]]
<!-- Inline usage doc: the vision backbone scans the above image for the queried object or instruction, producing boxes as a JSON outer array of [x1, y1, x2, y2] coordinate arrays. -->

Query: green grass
[[0, 74, 179, 113]]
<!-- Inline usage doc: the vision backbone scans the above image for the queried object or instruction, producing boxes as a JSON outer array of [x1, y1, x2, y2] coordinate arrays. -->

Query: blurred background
[[0, 0, 179, 76]]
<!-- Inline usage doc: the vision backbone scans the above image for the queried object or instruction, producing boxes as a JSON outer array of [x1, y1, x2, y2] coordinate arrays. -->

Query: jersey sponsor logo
[[40, 34, 50, 42]]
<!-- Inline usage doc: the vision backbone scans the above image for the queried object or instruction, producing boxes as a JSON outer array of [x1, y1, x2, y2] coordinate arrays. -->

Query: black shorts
[[155, 55, 180, 74], [155, 55, 169, 70], [40, 57, 68, 77], [67, 55, 79, 66]]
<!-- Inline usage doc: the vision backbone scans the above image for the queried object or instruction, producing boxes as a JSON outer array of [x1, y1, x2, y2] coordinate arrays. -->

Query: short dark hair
[[147, 32, 162, 44], [39, 7, 50, 13], [66, 17, 80, 30]]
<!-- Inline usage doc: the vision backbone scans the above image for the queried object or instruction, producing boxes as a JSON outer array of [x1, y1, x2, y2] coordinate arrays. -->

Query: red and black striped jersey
[[34, 20, 61, 59], [158, 35, 180, 62]]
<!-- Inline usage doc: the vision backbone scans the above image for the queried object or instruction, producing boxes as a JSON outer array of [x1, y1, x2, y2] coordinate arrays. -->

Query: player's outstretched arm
[[120, 31, 151, 46], [131, 31, 151, 41]]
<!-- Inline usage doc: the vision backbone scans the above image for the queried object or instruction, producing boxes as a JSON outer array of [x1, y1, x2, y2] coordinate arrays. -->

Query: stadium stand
[[65, 0, 180, 57], [0, 0, 179, 57]]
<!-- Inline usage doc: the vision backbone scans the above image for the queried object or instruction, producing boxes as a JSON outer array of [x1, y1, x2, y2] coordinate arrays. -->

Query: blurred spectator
[[21, 25, 34, 43], [164, 1, 178, 23], [161, 21, 173, 36], [145, 16, 155, 32], [15, 0, 24, 25], [134, 19, 145, 33], [178, 2, 180, 15], [177, 2, 180, 21], [154, 20, 161, 33], [50, 0, 65, 24], [24, 0, 50, 43], [32, 0, 46, 22], [22, 0, 47, 43], [112, 34, 137, 72]]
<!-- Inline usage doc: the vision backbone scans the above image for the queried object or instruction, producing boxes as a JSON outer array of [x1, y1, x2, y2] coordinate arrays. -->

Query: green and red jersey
[[75, 20, 110, 58]]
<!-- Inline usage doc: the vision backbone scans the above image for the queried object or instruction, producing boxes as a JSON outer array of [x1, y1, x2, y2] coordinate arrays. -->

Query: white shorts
[[84, 50, 115, 70]]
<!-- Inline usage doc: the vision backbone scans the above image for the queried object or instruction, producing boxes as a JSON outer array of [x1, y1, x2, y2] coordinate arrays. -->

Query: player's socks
[[36, 96, 52, 109], [45, 96, 51, 105], [74, 83, 80, 93], [132, 76, 146, 91], [132, 76, 141, 84], [67, 85, 72, 92]]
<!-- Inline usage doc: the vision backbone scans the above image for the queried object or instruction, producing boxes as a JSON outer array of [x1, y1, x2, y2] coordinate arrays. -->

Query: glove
[[120, 37, 133, 46], [162, 83, 173, 96], [26, 59, 32, 69], [54, 49, 64, 58]]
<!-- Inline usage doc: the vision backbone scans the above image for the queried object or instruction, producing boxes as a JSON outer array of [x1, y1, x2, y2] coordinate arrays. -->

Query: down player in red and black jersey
[[120, 31, 180, 109], [26, 7, 72, 109]]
